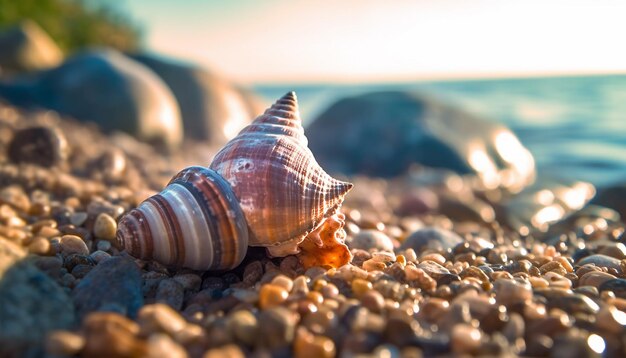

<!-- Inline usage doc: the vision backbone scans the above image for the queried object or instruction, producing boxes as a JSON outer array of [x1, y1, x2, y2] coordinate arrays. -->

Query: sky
[[115, 0, 626, 84]]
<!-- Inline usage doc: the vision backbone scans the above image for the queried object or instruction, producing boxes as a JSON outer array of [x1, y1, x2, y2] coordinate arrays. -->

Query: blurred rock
[[0, 49, 182, 149], [8, 125, 69, 167], [72, 256, 143, 319], [591, 182, 626, 220], [401, 227, 463, 253], [307, 91, 535, 192], [131, 53, 265, 145], [0, 21, 62, 74], [0, 239, 75, 357]]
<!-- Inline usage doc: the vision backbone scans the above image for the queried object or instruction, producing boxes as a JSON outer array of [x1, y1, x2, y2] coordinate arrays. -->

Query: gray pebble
[[156, 278, 184, 310]]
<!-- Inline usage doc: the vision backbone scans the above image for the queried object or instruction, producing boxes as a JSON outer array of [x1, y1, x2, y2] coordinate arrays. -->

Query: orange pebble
[[259, 284, 288, 309]]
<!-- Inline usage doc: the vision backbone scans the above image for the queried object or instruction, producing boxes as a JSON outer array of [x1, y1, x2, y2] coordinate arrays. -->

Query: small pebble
[[259, 284, 289, 309], [70, 212, 88, 227], [28, 237, 51, 255], [351, 230, 394, 252], [59, 235, 89, 256], [96, 240, 111, 252], [138, 303, 187, 336], [156, 279, 185, 310], [272, 274, 294, 292], [451, 323, 482, 354], [93, 213, 117, 241], [203, 344, 245, 358], [352, 278, 373, 298], [45, 330, 85, 356], [147, 333, 187, 358], [226, 310, 258, 346]]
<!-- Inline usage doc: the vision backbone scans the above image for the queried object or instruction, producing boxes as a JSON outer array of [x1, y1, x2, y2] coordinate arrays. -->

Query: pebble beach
[[0, 98, 625, 358]]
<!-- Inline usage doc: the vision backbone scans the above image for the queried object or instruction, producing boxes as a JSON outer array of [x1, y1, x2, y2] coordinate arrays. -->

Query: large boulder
[[131, 53, 266, 145], [0, 20, 63, 74], [0, 49, 182, 149], [307, 91, 535, 192]]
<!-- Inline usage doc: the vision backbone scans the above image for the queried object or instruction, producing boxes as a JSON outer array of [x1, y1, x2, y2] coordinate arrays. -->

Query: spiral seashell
[[116, 92, 353, 270]]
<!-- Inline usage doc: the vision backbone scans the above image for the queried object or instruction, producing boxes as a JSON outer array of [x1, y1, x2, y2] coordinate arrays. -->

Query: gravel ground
[[0, 102, 625, 358]]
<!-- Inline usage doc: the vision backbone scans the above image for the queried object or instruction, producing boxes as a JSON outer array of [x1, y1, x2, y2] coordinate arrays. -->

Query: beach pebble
[[96, 240, 111, 252], [72, 256, 143, 319], [257, 307, 297, 349], [156, 279, 185, 310], [578, 271, 616, 288], [147, 333, 187, 358], [351, 230, 394, 252], [138, 303, 187, 336], [401, 227, 463, 253], [59, 235, 89, 257], [451, 323, 482, 354], [45, 330, 85, 356], [493, 279, 532, 306], [599, 279, 626, 299], [89, 250, 111, 264], [294, 328, 336, 358], [69, 212, 88, 226], [173, 273, 202, 291], [203, 344, 245, 358], [259, 284, 289, 309], [93, 213, 117, 241], [226, 310, 258, 346], [81, 312, 147, 357], [7, 126, 69, 167], [577, 254, 622, 273]]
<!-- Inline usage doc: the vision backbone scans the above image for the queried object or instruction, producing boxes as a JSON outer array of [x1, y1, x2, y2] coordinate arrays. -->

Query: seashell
[[116, 92, 353, 270]]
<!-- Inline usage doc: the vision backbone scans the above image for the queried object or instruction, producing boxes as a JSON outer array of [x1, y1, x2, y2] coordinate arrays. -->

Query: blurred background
[[1, 0, 626, 187]]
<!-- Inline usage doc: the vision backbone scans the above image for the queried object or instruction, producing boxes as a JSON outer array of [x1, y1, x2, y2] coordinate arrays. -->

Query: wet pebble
[[401, 227, 463, 253], [577, 254, 622, 273], [93, 213, 117, 241], [493, 279, 532, 306], [59, 235, 89, 257]]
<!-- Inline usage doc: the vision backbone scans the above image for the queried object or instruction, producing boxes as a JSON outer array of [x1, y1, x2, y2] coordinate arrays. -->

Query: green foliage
[[0, 0, 142, 53]]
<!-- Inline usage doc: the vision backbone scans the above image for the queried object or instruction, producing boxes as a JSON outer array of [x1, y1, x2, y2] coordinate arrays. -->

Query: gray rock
[[0, 20, 62, 74], [577, 254, 622, 273], [131, 53, 265, 144], [350, 230, 394, 252], [307, 91, 535, 192], [8, 125, 69, 167], [155, 278, 184, 310], [0, 239, 75, 357], [0, 49, 182, 149], [401, 227, 463, 253], [72, 256, 143, 319]]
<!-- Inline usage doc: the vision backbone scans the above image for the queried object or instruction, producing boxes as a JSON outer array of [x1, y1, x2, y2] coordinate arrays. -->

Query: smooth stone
[[8, 126, 69, 167], [416, 260, 452, 281], [545, 294, 600, 315], [137, 303, 187, 336], [89, 250, 111, 264], [28, 255, 63, 278], [577, 254, 622, 273], [93, 213, 117, 241], [0, 259, 75, 357], [131, 53, 265, 144], [59, 235, 89, 257], [0, 49, 182, 149], [493, 279, 532, 306], [598, 279, 626, 299], [451, 323, 482, 354], [45, 330, 85, 356], [350, 230, 394, 252], [578, 271, 617, 288], [156, 278, 185, 310], [307, 91, 535, 192], [257, 307, 298, 349], [72, 256, 143, 319], [226, 310, 258, 346], [81, 312, 147, 357], [96, 240, 111, 252], [172, 273, 202, 291], [0, 20, 62, 73], [147, 333, 187, 358], [401, 227, 463, 253]]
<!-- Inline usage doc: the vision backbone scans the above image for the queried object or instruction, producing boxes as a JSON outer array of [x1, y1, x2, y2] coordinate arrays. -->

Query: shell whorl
[[116, 166, 249, 270], [210, 92, 353, 252]]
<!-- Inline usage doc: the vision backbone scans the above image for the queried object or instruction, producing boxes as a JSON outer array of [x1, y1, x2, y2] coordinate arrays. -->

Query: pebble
[[272, 275, 294, 292], [69, 212, 88, 227], [138, 303, 187, 336], [93, 213, 117, 241], [351, 230, 394, 252], [577, 254, 622, 273], [203, 344, 245, 358], [173, 273, 202, 291], [352, 278, 373, 298], [72, 256, 143, 319], [45, 330, 85, 356], [59, 235, 89, 257], [156, 279, 185, 310], [96, 239, 111, 252], [81, 312, 147, 357], [27, 236, 51, 255], [598, 279, 626, 299], [226, 310, 258, 346], [578, 271, 616, 288], [147, 333, 187, 358], [401, 227, 463, 253], [451, 323, 482, 354], [259, 284, 289, 309], [294, 328, 336, 358], [7, 126, 69, 167], [257, 307, 297, 349], [89, 250, 111, 263], [493, 279, 532, 306]]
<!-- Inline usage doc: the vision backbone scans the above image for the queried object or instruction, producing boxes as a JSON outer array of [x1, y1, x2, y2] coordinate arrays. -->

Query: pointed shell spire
[[210, 92, 353, 255]]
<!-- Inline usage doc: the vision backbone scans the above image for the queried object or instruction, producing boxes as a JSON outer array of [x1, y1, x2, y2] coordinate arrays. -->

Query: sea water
[[256, 75, 626, 188]]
